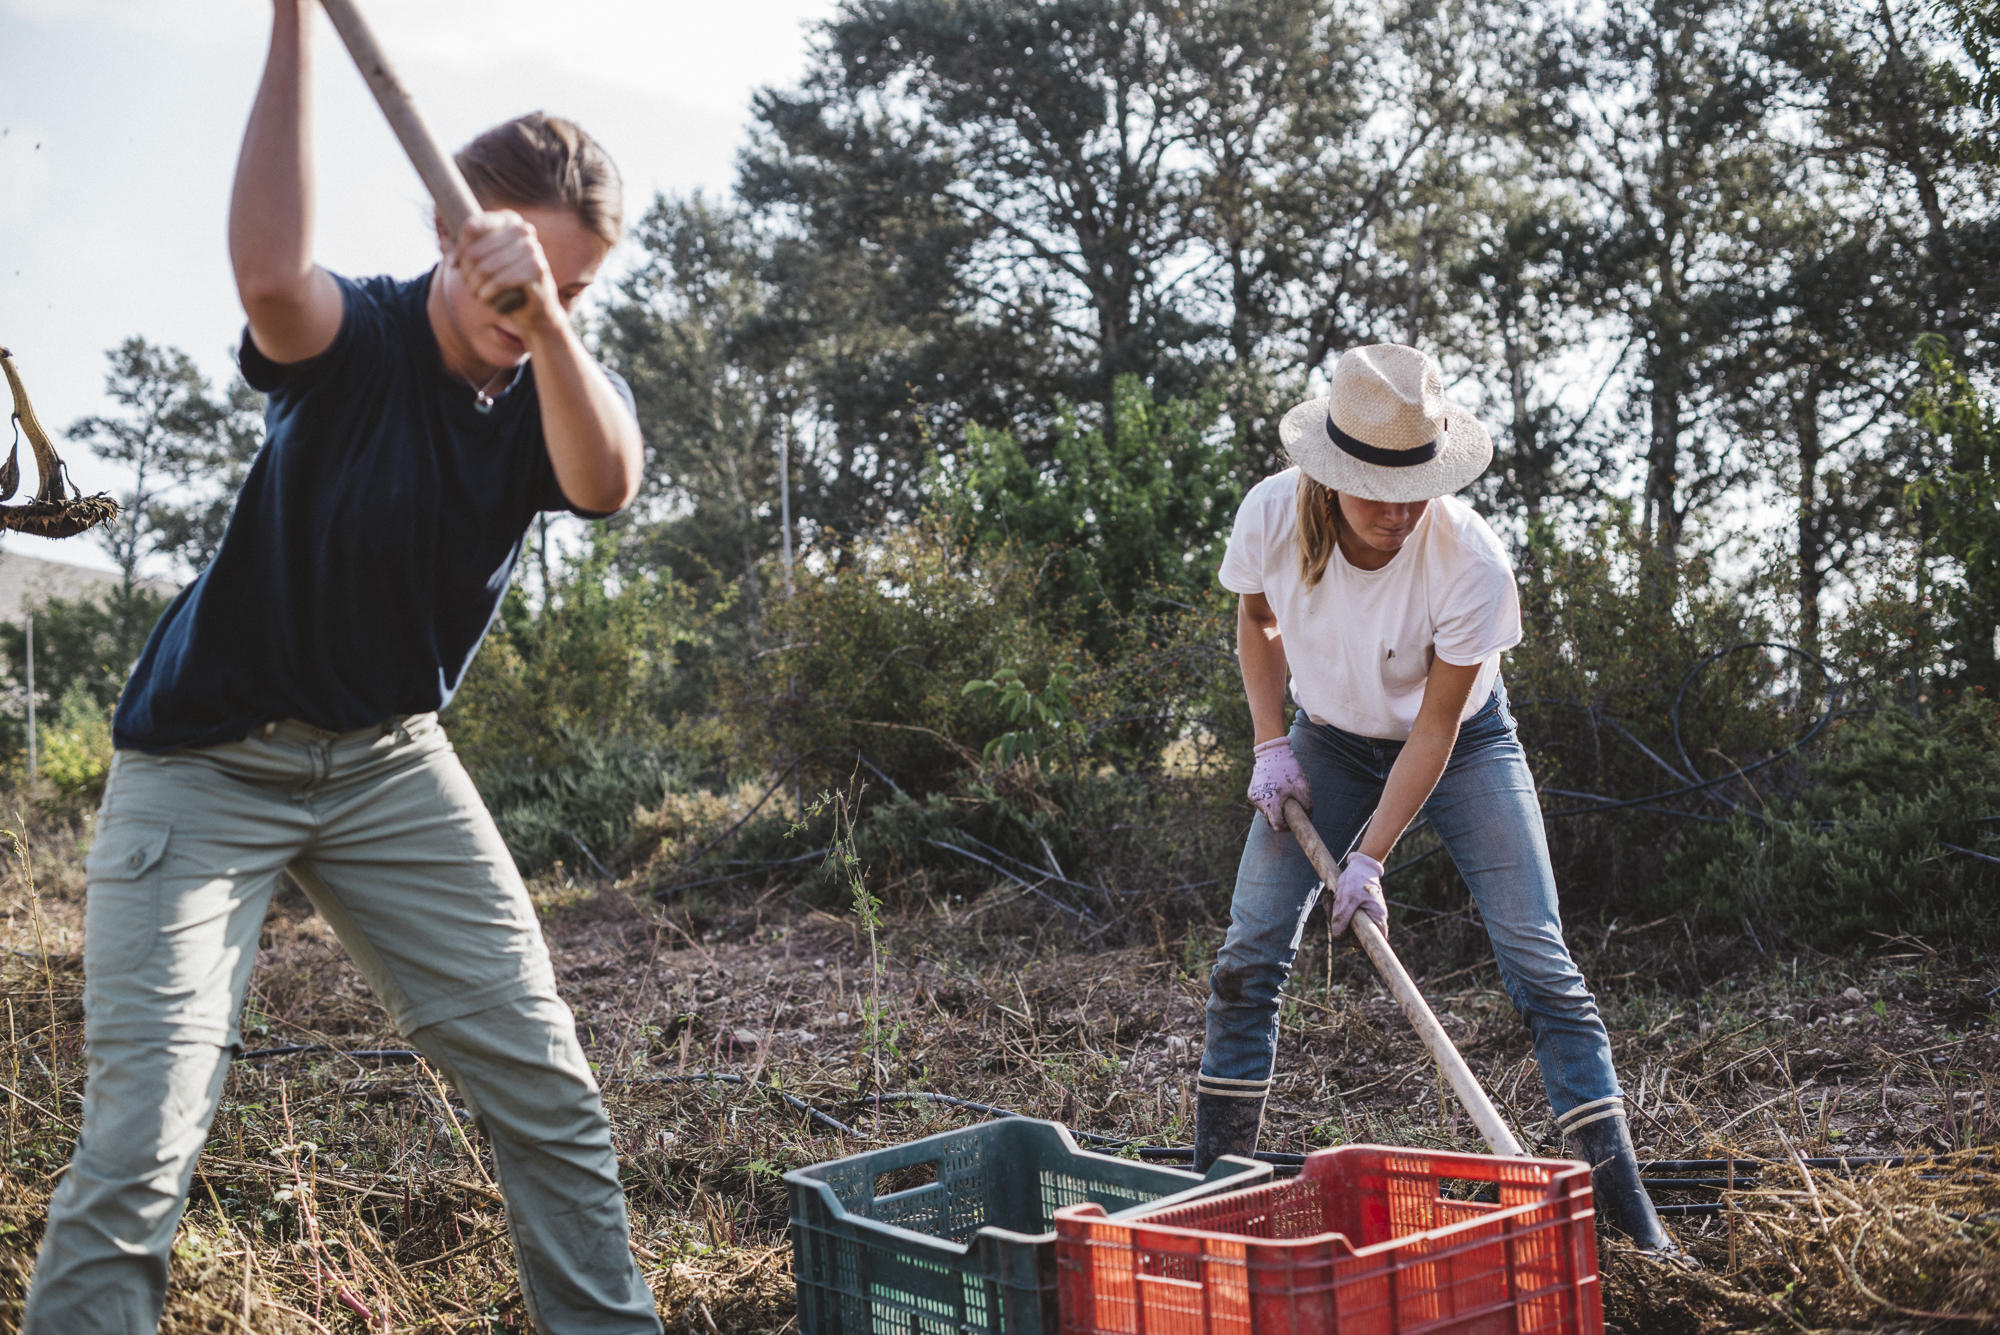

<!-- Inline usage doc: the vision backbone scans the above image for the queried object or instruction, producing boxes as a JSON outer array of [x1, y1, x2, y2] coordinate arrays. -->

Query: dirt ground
[[3, 801, 1999, 1333]]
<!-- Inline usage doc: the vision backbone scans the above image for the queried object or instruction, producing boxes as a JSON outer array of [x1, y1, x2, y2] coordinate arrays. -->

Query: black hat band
[[1328, 408, 1439, 468]]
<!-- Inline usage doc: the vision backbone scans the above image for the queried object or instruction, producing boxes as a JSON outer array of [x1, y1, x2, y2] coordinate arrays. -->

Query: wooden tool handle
[[317, 0, 527, 314], [1283, 797, 1526, 1157]]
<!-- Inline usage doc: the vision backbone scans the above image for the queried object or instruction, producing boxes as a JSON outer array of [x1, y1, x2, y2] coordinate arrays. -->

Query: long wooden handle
[[1283, 797, 1525, 1157], [317, 0, 526, 314]]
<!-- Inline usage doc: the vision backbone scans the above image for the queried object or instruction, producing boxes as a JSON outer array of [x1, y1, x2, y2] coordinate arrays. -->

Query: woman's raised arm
[[229, 0, 343, 364]]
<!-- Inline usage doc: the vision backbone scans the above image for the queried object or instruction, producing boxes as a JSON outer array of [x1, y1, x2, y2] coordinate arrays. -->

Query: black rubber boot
[[1562, 1105, 1680, 1257], [1192, 1078, 1269, 1173]]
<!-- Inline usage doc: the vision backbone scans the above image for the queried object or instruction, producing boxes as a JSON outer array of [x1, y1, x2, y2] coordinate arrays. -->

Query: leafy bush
[[0, 587, 173, 759], [736, 518, 1074, 799], [448, 548, 707, 772], [446, 542, 722, 874], [1665, 695, 2000, 949], [687, 500, 1253, 918], [37, 683, 115, 798], [476, 723, 686, 876], [928, 377, 1241, 654]]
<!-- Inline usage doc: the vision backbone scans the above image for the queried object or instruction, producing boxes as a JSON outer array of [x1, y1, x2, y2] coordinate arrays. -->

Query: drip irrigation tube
[[237, 1044, 864, 1136], [608, 1074, 860, 1137], [240, 1044, 421, 1064]]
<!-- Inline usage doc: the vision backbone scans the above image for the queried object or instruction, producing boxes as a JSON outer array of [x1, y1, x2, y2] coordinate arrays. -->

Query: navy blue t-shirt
[[113, 269, 631, 752]]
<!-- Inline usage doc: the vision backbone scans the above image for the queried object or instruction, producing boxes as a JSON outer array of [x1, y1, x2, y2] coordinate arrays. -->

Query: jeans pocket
[[83, 817, 172, 974]]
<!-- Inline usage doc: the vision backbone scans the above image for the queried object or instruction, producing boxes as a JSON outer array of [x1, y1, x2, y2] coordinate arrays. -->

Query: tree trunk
[[1793, 367, 1825, 660], [1504, 312, 1539, 524], [1876, 0, 1963, 345], [1643, 366, 1683, 565]]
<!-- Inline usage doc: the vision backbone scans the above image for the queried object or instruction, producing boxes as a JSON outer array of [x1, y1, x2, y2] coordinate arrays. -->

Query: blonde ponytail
[[1297, 472, 1342, 587]]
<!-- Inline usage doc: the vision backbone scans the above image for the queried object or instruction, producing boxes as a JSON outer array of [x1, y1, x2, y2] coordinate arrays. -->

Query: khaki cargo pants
[[21, 715, 662, 1334]]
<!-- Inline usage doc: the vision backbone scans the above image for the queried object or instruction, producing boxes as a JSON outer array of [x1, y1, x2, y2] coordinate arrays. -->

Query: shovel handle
[[1282, 797, 1525, 1157], [317, 0, 527, 314]]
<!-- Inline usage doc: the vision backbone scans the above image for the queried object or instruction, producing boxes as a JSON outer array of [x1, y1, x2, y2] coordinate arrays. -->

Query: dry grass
[[1, 793, 1998, 1333]]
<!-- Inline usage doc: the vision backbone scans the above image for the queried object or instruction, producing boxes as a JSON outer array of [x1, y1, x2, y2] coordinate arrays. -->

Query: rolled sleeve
[[1434, 557, 1523, 666], [1218, 490, 1268, 594]]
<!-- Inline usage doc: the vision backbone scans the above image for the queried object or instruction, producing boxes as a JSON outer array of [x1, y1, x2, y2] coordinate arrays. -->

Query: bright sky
[[0, 0, 836, 573]]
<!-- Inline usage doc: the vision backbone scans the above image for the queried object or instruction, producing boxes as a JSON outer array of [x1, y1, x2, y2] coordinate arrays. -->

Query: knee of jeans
[[1497, 967, 1601, 1027], [1209, 961, 1286, 1012]]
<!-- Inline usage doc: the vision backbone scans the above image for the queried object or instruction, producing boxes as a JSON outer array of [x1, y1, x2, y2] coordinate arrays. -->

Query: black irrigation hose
[[651, 750, 830, 901], [1640, 1155, 1924, 1172], [235, 1045, 863, 1136], [1137, 1145, 1308, 1166], [839, 1092, 1257, 1164], [608, 1074, 860, 1138], [920, 839, 1100, 923], [239, 1044, 422, 1065]]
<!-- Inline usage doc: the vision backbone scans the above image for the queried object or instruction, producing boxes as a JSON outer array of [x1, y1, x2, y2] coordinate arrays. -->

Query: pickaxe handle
[[1282, 796, 1526, 1157], [317, 0, 527, 314]]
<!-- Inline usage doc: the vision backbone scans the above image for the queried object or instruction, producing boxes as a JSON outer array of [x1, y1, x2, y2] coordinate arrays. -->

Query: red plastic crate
[[1053, 1145, 1603, 1335]]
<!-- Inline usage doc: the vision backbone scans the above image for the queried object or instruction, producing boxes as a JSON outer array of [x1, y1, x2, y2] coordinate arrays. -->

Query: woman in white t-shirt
[[1194, 344, 1674, 1252]]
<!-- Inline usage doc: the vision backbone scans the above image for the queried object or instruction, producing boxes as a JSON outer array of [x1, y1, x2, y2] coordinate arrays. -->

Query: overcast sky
[[0, 0, 836, 572]]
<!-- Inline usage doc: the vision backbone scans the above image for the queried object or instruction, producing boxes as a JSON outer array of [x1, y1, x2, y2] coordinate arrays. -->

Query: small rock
[[731, 1028, 764, 1048], [1164, 1035, 1189, 1057], [1841, 986, 1866, 1006], [697, 988, 719, 1003], [834, 1011, 852, 1026]]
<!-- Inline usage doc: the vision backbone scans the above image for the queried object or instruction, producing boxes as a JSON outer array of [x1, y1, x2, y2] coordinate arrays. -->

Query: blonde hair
[[1297, 471, 1343, 587], [455, 112, 623, 246]]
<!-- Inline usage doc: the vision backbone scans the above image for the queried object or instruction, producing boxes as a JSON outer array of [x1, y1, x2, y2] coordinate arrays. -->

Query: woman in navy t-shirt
[[22, 5, 663, 1331]]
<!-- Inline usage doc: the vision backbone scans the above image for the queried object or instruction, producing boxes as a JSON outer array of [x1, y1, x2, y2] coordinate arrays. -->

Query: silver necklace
[[461, 364, 515, 414]]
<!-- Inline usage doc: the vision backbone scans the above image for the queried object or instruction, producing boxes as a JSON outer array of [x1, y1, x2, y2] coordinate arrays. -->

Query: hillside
[[0, 548, 177, 625]]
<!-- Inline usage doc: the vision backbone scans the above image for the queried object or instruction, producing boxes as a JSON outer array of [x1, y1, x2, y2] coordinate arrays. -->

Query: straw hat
[[1278, 344, 1492, 503]]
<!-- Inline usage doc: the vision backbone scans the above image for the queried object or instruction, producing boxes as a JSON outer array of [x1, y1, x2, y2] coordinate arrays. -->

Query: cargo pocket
[[83, 817, 172, 974]]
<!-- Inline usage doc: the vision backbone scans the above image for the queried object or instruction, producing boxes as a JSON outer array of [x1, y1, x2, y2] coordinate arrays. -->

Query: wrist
[[514, 299, 575, 352]]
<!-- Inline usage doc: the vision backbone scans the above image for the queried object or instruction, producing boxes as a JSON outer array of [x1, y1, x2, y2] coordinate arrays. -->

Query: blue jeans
[[1202, 685, 1621, 1119]]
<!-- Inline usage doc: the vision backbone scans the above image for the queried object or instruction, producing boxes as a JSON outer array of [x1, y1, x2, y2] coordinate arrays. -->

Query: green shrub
[[1665, 695, 2000, 950], [735, 518, 1075, 799], [38, 683, 114, 798], [448, 547, 707, 776], [928, 376, 1241, 656], [687, 506, 1253, 919], [476, 724, 687, 876], [447, 540, 724, 874]]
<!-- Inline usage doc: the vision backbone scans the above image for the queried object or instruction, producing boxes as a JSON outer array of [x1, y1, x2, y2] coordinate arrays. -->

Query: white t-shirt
[[1218, 468, 1522, 740]]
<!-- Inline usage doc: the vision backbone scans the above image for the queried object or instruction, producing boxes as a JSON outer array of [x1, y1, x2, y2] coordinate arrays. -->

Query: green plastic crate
[[787, 1119, 1270, 1335]]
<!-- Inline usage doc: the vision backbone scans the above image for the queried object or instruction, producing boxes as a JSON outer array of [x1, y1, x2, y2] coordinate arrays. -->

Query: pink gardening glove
[[1328, 852, 1388, 938], [1247, 736, 1312, 831]]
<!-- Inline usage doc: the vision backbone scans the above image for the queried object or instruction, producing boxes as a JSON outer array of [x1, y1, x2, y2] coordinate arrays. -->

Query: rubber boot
[[1560, 1102, 1680, 1257], [1192, 1076, 1269, 1173]]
